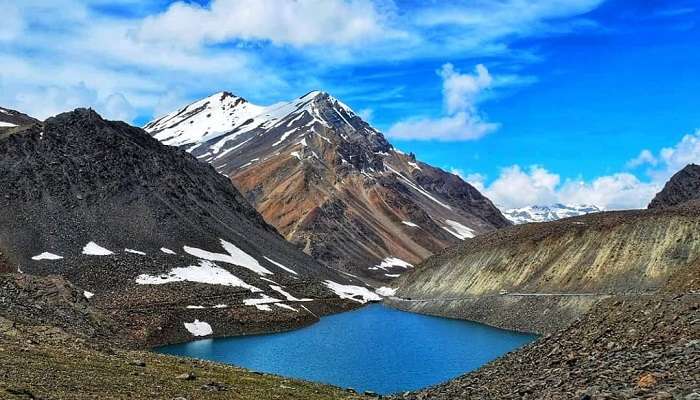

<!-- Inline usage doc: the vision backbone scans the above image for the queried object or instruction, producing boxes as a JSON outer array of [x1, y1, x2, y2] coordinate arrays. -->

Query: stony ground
[[0, 332, 365, 400], [0, 273, 368, 400], [391, 293, 699, 399]]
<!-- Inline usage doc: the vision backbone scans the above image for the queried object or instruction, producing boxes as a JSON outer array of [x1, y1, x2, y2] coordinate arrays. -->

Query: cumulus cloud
[[459, 165, 660, 210], [387, 63, 500, 141], [644, 130, 700, 182], [626, 149, 658, 168], [456, 130, 700, 210], [0, 0, 606, 123], [136, 0, 391, 48]]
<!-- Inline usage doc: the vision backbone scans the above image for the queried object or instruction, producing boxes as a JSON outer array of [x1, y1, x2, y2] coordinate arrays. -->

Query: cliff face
[[648, 164, 700, 209]]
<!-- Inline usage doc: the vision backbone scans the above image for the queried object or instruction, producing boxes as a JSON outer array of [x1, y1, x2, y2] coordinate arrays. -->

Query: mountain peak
[[648, 164, 700, 209]]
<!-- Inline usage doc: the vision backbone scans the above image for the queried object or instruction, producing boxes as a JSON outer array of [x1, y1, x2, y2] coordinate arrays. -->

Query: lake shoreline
[[155, 303, 536, 395]]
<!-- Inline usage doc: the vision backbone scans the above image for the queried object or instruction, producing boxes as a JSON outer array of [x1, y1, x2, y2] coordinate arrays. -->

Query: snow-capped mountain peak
[[145, 90, 385, 159], [502, 203, 602, 224], [146, 89, 510, 284], [145, 91, 264, 148]]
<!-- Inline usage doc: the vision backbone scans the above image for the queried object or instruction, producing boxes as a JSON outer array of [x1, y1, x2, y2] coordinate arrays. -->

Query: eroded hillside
[[391, 202, 700, 333]]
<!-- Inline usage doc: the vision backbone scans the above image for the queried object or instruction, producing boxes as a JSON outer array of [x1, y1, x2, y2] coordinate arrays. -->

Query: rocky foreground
[[0, 274, 366, 400], [392, 292, 699, 399]]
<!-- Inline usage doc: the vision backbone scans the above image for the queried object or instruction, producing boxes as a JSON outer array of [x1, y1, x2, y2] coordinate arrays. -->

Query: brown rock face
[[146, 91, 510, 284], [648, 164, 700, 209]]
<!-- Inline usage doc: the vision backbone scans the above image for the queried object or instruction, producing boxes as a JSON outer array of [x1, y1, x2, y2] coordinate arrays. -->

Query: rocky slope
[[649, 164, 700, 209], [0, 274, 366, 400], [0, 108, 376, 347], [390, 201, 700, 334], [389, 175, 700, 399], [393, 291, 700, 399], [502, 203, 602, 224], [0, 106, 38, 135], [146, 91, 510, 284]]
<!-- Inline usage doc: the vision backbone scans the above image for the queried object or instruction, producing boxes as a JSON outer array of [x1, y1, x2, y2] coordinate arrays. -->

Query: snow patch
[[31, 252, 63, 261], [375, 257, 413, 271], [272, 128, 297, 146], [82, 242, 114, 256], [442, 220, 475, 240], [243, 293, 281, 306], [83, 291, 94, 299], [407, 161, 421, 170], [375, 287, 397, 297], [323, 280, 381, 304], [160, 247, 176, 255], [385, 165, 452, 210], [269, 285, 312, 302], [125, 248, 146, 255], [183, 239, 272, 275], [184, 319, 213, 337], [135, 260, 260, 292], [401, 221, 419, 228], [275, 303, 299, 312], [263, 256, 298, 275]]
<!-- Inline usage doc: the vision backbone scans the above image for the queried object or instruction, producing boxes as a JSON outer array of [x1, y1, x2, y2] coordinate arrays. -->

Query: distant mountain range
[[146, 91, 510, 284], [501, 204, 602, 224]]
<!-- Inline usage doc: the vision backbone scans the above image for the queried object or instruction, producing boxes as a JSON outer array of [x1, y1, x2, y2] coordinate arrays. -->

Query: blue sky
[[1, 0, 699, 209]]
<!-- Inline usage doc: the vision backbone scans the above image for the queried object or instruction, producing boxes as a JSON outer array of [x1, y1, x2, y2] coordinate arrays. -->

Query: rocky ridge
[[0, 106, 39, 136], [0, 108, 374, 347], [649, 164, 700, 209], [146, 91, 510, 284], [391, 202, 700, 334]]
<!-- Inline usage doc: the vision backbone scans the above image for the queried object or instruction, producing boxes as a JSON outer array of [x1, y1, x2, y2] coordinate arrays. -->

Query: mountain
[[648, 164, 700, 209], [146, 91, 510, 284], [501, 203, 602, 224], [0, 106, 39, 134], [0, 108, 375, 347], [390, 201, 700, 334]]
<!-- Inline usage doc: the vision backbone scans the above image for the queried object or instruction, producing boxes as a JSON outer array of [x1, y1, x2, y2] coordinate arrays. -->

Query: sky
[[1, 0, 699, 210]]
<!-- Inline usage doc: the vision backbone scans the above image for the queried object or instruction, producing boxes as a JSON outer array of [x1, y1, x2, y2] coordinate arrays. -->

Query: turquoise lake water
[[156, 304, 536, 395]]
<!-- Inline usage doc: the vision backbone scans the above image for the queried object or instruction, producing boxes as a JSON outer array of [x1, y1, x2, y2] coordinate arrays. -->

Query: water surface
[[156, 304, 536, 394]]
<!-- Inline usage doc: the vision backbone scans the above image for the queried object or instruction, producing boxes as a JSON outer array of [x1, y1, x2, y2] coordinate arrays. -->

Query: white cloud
[[466, 165, 660, 210], [387, 63, 500, 141], [625, 130, 700, 181], [458, 130, 700, 211], [136, 0, 391, 48], [626, 149, 658, 168], [0, 0, 606, 123]]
